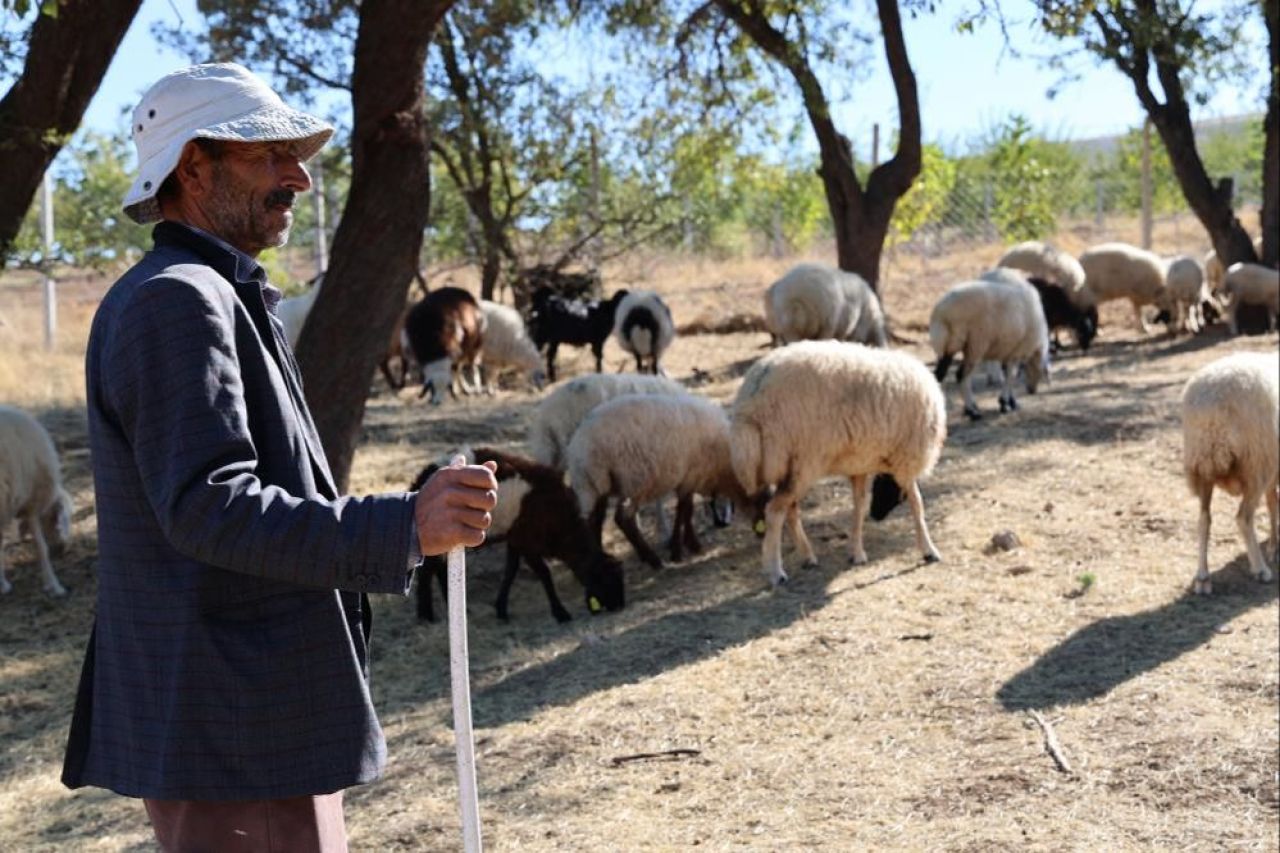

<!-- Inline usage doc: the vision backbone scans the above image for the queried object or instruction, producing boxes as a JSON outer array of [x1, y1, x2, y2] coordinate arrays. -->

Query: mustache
[[265, 189, 296, 209]]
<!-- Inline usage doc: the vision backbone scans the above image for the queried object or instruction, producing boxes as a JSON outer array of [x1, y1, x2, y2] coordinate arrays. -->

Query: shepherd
[[61, 62, 499, 852]]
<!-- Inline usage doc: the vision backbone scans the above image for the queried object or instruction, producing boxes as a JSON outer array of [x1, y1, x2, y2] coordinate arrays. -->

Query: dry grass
[[1, 229, 1277, 851]]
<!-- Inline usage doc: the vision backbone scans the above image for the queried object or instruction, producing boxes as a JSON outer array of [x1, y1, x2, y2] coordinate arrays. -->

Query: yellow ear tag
[[753, 520, 767, 535], [588, 596, 602, 613]]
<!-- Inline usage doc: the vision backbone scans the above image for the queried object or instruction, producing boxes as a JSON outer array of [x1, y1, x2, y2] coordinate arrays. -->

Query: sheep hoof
[[553, 609, 573, 624], [849, 552, 868, 566], [923, 551, 941, 564], [1256, 567, 1274, 584], [769, 570, 789, 587], [963, 406, 982, 421], [1007, 397, 1019, 411], [45, 583, 69, 598], [1192, 578, 1212, 596], [998, 398, 1009, 413]]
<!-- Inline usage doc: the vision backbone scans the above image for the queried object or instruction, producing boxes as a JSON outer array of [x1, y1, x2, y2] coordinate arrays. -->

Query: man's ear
[[172, 140, 214, 198]]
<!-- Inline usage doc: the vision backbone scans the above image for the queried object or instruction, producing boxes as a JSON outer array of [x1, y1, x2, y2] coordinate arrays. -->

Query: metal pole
[[447, 456, 482, 853], [41, 171, 56, 351], [1140, 118, 1153, 249], [871, 123, 880, 170]]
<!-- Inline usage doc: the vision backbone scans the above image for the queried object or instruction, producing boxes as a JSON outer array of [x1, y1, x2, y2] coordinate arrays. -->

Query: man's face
[[200, 141, 310, 256]]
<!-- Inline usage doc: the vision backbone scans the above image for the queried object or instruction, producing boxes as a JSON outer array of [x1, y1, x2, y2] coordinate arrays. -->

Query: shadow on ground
[[996, 557, 1279, 710]]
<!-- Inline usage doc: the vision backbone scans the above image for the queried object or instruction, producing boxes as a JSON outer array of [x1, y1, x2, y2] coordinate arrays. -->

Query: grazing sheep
[[0, 406, 72, 597], [470, 300, 547, 393], [1223, 263, 1280, 335], [567, 394, 748, 569], [1205, 236, 1266, 294], [278, 272, 325, 348], [527, 372, 688, 470], [730, 341, 946, 586], [1162, 255, 1212, 334], [1181, 352, 1279, 594], [997, 240, 1092, 306], [410, 447, 625, 623], [763, 263, 888, 347], [527, 287, 629, 383], [1078, 242, 1171, 332], [402, 287, 485, 404], [613, 290, 676, 375], [994, 266, 1097, 353], [930, 273, 1051, 420]]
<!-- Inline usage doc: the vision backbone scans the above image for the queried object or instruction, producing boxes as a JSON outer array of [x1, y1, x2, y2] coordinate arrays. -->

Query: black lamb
[[526, 287, 629, 382]]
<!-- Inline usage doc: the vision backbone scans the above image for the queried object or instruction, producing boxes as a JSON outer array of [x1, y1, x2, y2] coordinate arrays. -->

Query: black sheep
[[526, 287, 629, 382]]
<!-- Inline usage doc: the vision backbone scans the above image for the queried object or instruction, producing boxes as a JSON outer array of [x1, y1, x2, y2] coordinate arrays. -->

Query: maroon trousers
[[144, 792, 347, 853]]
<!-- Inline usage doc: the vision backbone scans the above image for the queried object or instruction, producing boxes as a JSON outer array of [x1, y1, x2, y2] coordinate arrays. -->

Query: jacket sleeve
[[101, 272, 416, 595]]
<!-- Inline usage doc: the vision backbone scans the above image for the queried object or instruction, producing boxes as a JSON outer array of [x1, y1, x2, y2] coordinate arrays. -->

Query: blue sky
[[72, 0, 1269, 155]]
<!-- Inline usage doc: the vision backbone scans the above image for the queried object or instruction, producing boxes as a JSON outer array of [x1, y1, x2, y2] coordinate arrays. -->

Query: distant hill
[[1069, 113, 1262, 160]]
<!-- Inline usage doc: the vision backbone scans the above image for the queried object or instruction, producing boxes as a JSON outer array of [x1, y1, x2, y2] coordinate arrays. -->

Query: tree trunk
[[0, 0, 143, 256], [715, 0, 920, 291], [296, 0, 454, 491], [1261, 0, 1279, 267]]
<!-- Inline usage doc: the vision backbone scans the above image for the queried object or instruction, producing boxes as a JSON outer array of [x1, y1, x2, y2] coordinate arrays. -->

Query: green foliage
[[985, 114, 1061, 243], [9, 131, 152, 269], [888, 143, 956, 246]]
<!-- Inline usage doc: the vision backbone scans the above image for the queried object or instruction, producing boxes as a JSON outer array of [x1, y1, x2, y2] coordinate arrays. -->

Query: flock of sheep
[[1, 237, 1277, 619]]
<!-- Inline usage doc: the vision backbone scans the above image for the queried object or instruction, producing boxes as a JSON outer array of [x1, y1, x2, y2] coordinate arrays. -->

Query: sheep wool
[[1223, 262, 1280, 334], [612, 290, 676, 375], [763, 263, 887, 347], [996, 240, 1092, 308], [730, 340, 946, 585], [1163, 255, 1210, 334], [0, 405, 71, 596], [1181, 352, 1279, 594], [476, 300, 546, 392], [527, 372, 687, 469]]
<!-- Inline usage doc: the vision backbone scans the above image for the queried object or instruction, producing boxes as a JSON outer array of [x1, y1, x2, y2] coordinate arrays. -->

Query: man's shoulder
[[104, 248, 236, 311]]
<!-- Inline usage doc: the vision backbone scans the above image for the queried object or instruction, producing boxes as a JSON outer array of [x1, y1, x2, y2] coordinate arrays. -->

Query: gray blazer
[[63, 222, 417, 800]]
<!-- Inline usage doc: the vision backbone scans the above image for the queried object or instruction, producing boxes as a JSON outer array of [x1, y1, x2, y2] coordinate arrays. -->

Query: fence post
[[41, 171, 56, 351], [1095, 178, 1105, 234], [982, 180, 994, 242], [312, 158, 327, 275], [1140, 118, 1153, 249], [871, 123, 880, 170]]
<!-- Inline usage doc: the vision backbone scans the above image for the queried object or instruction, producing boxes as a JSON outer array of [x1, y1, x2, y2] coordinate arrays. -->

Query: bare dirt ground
[[1, 232, 1277, 851]]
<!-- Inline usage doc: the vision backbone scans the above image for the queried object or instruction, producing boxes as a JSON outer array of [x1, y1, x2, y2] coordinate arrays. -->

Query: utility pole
[[312, 158, 328, 275], [41, 171, 56, 351], [1140, 118, 1153, 249]]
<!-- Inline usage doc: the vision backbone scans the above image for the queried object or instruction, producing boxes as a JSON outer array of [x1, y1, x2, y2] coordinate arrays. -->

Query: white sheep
[[1181, 352, 1279, 594], [729, 340, 946, 586], [1, 405, 72, 596], [929, 272, 1050, 420], [1078, 242, 1170, 332], [763, 263, 888, 347], [278, 273, 324, 348], [527, 372, 688, 470], [1205, 236, 1265, 294], [612, 290, 676, 375], [1223, 263, 1280, 334], [996, 240, 1092, 308], [567, 393, 747, 568], [469, 300, 547, 393], [1163, 255, 1211, 334]]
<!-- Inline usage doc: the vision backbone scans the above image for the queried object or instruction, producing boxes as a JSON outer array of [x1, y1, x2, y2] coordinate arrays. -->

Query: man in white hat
[[62, 63, 497, 851]]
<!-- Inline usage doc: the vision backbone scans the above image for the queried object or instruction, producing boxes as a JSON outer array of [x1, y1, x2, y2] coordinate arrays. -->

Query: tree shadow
[[996, 557, 1278, 711]]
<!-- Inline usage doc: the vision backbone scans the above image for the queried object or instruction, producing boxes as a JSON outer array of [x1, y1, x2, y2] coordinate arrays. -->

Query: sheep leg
[[1132, 298, 1151, 333], [1236, 492, 1273, 583], [587, 497, 608, 552], [1266, 484, 1279, 565], [651, 498, 672, 544], [545, 343, 559, 383], [416, 557, 444, 622], [26, 512, 67, 597], [761, 498, 791, 586], [523, 553, 573, 623], [592, 341, 605, 374], [957, 361, 982, 420], [615, 500, 663, 569], [786, 503, 817, 568], [667, 494, 691, 563], [494, 547, 521, 622], [849, 475, 870, 565], [905, 480, 942, 564], [1193, 481, 1214, 595], [998, 361, 1018, 413], [634, 353, 645, 373]]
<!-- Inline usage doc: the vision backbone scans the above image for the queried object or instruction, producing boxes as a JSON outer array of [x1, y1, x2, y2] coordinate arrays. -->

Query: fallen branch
[[609, 748, 701, 767], [1028, 709, 1074, 775]]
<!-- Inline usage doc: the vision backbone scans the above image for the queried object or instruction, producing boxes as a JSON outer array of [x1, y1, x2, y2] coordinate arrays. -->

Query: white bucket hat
[[122, 62, 334, 224]]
